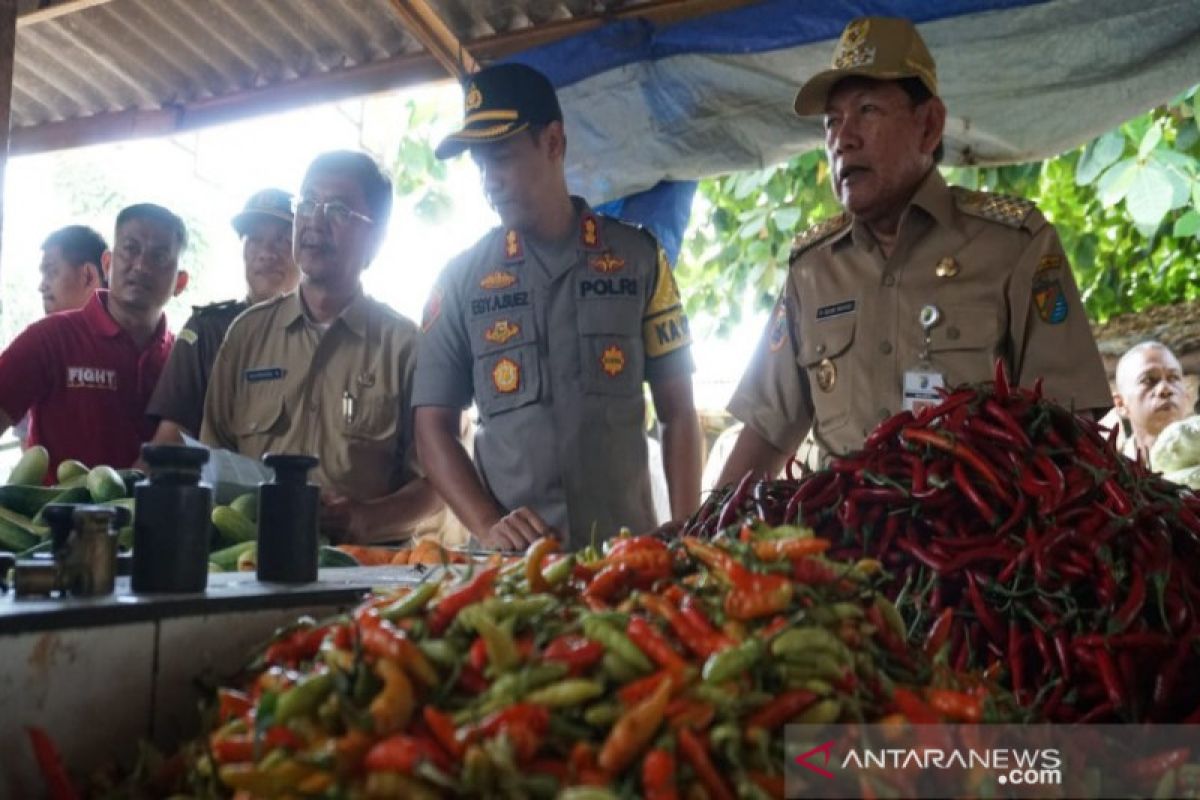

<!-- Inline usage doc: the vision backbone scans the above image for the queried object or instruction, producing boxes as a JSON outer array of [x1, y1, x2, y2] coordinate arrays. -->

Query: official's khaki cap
[[794, 17, 938, 116]]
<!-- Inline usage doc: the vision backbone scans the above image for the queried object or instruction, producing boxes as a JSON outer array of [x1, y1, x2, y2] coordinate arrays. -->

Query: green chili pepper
[[418, 638, 459, 668], [874, 596, 907, 642], [524, 679, 604, 708], [583, 702, 620, 727], [703, 638, 763, 683], [601, 651, 642, 684], [352, 663, 381, 706], [548, 713, 595, 742], [582, 616, 653, 673], [460, 606, 520, 673], [517, 773, 561, 799], [274, 672, 333, 724], [797, 697, 842, 724], [380, 581, 438, 621], [558, 788, 619, 800], [689, 683, 737, 710], [771, 627, 847, 660], [775, 654, 846, 684], [479, 595, 557, 621], [542, 554, 575, 587]]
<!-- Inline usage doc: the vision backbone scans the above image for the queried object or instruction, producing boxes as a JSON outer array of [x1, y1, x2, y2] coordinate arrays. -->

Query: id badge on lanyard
[[902, 304, 946, 414]]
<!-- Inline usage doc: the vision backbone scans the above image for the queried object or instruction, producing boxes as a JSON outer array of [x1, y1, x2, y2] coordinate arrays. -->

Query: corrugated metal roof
[[10, 0, 747, 155]]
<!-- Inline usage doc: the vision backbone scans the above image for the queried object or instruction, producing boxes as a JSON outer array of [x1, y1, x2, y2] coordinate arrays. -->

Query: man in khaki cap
[[719, 17, 1111, 485]]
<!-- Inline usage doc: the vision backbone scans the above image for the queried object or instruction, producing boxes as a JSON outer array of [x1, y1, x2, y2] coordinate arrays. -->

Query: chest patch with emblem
[[815, 358, 837, 392], [816, 300, 855, 321], [1033, 275, 1068, 324], [600, 344, 627, 377], [480, 270, 518, 290], [590, 252, 625, 274], [244, 367, 285, 383], [484, 319, 521, 345], [579, 278, 637, 298], [472, 291, 530, 316], [492, 357, 520, 394], [768, 301, 790, 353], [66, 366, 118, 390]]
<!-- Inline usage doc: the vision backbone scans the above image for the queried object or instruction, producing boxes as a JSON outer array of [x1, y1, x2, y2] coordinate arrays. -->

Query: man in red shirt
[[0, 204, 189, 473]]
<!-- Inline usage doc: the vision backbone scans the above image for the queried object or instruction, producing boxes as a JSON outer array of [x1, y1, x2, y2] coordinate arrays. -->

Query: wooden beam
[[386, 0, 477, 79], [17, 0, 115, 27], [0, 0, 16, 283], [8, 0, 758, 157]]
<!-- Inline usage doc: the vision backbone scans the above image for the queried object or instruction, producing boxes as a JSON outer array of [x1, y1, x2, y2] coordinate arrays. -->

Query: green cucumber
[[0, 485, 72, 518], [29, 486, 94, 524], [0, 507, 44, 552], [212, 505, 256, 544], [56, 459, 89, 484], [86, 465, 127, 503], [318, 546, 359, 568], [8, 446, 49, 485], [209, 540, 257, 571], [230, 492, 258, 523]]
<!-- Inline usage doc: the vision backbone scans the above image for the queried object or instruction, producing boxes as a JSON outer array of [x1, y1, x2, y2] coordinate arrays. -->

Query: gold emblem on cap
[[465, 83, 482, 111], [815, 358, 837, 392], [834, 18, 875, 69], [935, 257, 960, 278]]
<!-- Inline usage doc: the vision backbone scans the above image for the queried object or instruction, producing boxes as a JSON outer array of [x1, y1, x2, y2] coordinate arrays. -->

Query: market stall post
[[0, 0, 15, 281]]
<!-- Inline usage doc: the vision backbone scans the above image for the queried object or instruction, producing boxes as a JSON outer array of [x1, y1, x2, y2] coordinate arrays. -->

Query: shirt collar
[[83, 290, 169, 345], [281, 287, 369, 338], [842, 168, 953, 252]]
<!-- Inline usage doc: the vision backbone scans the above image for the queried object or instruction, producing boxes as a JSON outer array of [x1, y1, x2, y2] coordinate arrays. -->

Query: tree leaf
[[1175, 210, 1200, 238], [1138, 122, 1163, 160], [1126, 159, 1173, 227], [773, 207, 802, 233], [1096, 158, 1138, 207], [1076, 131, 1125, 186]]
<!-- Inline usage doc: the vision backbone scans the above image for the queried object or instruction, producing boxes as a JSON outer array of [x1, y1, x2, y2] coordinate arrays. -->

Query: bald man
[[1113, 341, 1191, 462]]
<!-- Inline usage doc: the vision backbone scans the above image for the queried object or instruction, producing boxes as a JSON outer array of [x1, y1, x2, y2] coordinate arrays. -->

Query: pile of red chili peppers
[[686, 361, 1200, 723]]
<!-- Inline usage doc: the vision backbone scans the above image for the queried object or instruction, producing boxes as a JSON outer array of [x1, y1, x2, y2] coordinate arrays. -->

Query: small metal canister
[[132, 444, 212, 593], [62, 505, 122, 596]]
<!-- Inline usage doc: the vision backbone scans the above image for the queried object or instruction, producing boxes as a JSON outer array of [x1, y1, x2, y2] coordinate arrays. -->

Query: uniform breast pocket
[[927, 303, 1000, 388], [234, 393, 289, 443], [578, 302, 644, 396], [343, 394, 399, 443], [469, 310, 540, 417], [797, 315, 857, 436]]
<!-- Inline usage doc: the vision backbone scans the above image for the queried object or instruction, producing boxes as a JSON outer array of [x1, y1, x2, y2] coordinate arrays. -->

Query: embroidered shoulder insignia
[[953, 188, 1036, 228], [789, 213, 851, 263]]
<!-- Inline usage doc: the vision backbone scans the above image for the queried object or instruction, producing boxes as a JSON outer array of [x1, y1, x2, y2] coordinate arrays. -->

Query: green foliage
[[389, 98, 455, 224], [679, 86, 1200, 331]]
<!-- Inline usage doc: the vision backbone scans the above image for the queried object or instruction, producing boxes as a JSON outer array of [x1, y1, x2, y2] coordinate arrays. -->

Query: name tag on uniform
[[902, 368, 945, 414], [816, 300, 855, 321], [244, 367, 285, 383]]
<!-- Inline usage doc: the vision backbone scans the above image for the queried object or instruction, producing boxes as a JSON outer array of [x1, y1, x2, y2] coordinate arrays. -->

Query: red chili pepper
[[745, 690, 817, 731], [993, 358, 1011, 400], [665, 698, 716, 731], [423, 706, 465, 760], [639, 593, 720, 658], [891, 687, 939, 724], [468, 636, 489, 672], [428, 566, 499, 635], [717, 470, 755, 531], [864, 410, 915, 450], [26, 727, 79, 800], [678, 728, 736, 800], [1125, 747, 1191, 782], [364, 733, 452, 774], [1113, 565, 1146, 632], [543, 634, 605, 676], [263, 623, 332, 667], [642, 748, 679, 800], [458, 664, 489, 694], [953, 460, 1000, 524], [1094, 648, 1127, 711], [1008, 622, 1027, 704], [926, 689, 983, 723], [465, 703, 550, 763], [217, 688, 253, 723], [902, 428, 1013, 504], [679, 596, 734, 652], [585, 563, 635, 603], [966, 572, 1004, 644], [924, 608, 955, 658], [627, 616, 689, 673], [618, 669, 677, 706], [210, 726, 304, 763]]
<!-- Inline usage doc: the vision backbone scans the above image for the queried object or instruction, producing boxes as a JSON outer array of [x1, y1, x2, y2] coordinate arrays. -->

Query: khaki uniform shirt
[[730, 170, 1111, 458], [200, 290, 421, 501], [413, 199, 694, 548], [146, 298, 247, 435]]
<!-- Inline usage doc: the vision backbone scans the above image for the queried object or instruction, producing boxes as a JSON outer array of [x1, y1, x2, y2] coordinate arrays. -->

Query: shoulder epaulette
[[192, 298, 247, 317], [789, 212, 851, 262], [952, 188, 1037, 228]]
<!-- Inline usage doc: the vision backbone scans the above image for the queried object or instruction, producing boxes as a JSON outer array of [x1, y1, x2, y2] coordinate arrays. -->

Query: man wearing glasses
[[201, 151, 441, 544]]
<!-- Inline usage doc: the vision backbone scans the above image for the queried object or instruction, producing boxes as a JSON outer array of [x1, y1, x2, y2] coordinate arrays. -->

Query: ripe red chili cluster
[[689, 361, 1200, 722]]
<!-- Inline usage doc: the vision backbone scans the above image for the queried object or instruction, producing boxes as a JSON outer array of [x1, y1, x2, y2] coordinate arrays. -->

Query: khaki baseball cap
[[794, 17, 938, 116], [232, 188, 293, 236]]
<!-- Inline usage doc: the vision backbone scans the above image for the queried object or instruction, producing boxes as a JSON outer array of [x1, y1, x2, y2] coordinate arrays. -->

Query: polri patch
[[579, 278, 637, 299], [492, 357, 520, 394], [768, 301, 790, 353], [245, 367, 285, 383], [1034, 277, 1068, 324], [816, 300, 855, 321], [600, 344, 626, 377]]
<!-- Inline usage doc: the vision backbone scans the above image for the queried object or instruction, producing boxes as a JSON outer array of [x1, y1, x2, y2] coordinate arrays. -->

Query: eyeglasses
[[294, 199, 373, 227]]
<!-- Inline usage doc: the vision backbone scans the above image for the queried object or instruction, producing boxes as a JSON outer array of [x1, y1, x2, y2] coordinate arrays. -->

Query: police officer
[[719, 17, 1111, 485], [413, 63, 702, 552], [146, 188, 299, 444]]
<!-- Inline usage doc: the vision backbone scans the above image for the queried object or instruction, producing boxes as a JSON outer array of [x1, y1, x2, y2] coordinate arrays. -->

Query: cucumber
[[116, 469, 146, 497], [29, 487, 93, 524], [209, 540, 256, 571], [86, 465, 127, 503], [8, 446, 49, 486], [0, 485, 72, 518], [55, 474, 88, 489], [212, 505, 256, 544], [236, 545, 257, 572], [230, 492, 258, 523], [0, 507, 44, 552], [56, 459, 89, 484], [318, 546, 359, 568]]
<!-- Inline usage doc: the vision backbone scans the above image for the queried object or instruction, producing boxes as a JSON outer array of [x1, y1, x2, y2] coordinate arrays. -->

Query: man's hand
[[480, 507, 560, 552], [320, 491, 365, 545]]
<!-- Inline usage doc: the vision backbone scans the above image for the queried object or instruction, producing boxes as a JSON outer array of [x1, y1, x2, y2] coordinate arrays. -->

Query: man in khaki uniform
[[202, 151, 440, 544], [413, 63, 702, 552], [720, 17, 1111, 484]]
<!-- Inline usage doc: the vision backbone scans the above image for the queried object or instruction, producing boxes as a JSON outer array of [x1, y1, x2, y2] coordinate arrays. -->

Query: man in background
[[1112, 341, 1191, 462], [147, 189, 299, 444], [38, 225, 108, 314], [0, 204, 187, 473]]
